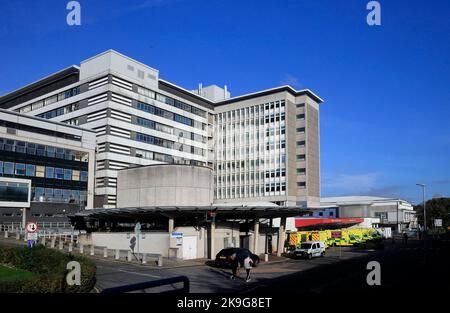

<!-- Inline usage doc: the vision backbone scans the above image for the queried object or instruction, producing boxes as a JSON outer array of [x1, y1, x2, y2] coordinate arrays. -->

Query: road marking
[[96, 265, 161, 278]]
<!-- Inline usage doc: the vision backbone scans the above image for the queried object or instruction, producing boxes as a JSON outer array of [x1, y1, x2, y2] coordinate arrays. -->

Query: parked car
[[292, 241, 326, 259], [215, 248, 260, 268]]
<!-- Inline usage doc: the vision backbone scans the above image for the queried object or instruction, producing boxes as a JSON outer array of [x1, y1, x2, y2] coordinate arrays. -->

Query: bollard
[[142, 253, 147, 264], [127, 250, 132, 261], [115, 249, 120, 260], [16, 232, 20, 240], [264, 253, 269, 262], [4, 231, 8, 238], [59, 241, 63, 250], [90, 245, 95, 256], [158, 255, 163, 267], [103, 247, 108, 258], [68, 242, 73, 252], [51, 238, 56, 248], [42, 236, 46, 246], [79, 244, 84, 254]]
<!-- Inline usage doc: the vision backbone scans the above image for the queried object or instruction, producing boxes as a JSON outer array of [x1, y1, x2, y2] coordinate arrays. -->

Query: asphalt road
[[94, 237, 450, 295], [94, 245, 381, 293]]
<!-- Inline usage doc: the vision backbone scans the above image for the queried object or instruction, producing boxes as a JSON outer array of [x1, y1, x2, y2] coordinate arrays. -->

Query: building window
[[296, 127, 305, 133], [296, 114, 305, 120], [297, 168, 306, 175], [4, 162, 14, 175], [297, 140, 306, 147], [72, 170, 80, 181], [80, 171, 88, 182], [297, 182, 306, 188], [296, 154, 306, 161], [26, 164, 35, 176], [35, 166, 45, 178], [64, 169, 72, 180], [296, 103, 305, 108], [45, 167, 54, 179], [55, 168, 64, 180]]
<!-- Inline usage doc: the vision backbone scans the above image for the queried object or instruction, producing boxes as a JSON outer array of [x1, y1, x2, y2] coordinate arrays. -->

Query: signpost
[[25, 222, 38, 248], [171, 232, 183, 246], [434, 219, 442, 228], [134, 222, 141, 258]]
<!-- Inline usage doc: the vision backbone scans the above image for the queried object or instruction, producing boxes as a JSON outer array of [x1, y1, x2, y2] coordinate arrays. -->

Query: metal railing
[[101, 276, 190, 293]]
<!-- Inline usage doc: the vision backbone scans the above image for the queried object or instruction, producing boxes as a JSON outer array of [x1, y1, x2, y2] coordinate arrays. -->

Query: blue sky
[[0, 0, 449, 203]]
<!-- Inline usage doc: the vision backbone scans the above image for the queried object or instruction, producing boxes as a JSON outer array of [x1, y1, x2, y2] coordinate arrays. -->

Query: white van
[[292, 241, 326, 259]]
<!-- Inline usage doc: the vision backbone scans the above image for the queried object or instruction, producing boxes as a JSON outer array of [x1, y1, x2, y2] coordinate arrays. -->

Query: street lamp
[[416, 183, 426, 232]]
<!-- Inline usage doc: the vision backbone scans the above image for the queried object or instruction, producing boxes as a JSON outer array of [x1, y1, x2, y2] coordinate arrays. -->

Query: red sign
[[295, 218, 364, 228], [331, 231, 342, 239], [26, 222, 38, 233]]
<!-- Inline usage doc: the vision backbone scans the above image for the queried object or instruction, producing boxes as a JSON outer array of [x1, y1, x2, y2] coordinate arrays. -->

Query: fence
[[2, 229, 163, 267]]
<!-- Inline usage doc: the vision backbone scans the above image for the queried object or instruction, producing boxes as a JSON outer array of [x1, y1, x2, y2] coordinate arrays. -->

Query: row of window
[[137, 86, 207, 118], [17, 87, 80, 114], [135, 148, 206, 166], [0, 137, 89, 162], [137, 117, 206, 143], [37, 103, 79, 120], [0, 161, 88, 181], [137, 102, 199, 128], [32, 187, 87, 203]]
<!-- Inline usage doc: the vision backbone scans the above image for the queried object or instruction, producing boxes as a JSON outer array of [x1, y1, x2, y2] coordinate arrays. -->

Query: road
[[94, 245, 380, 293], [94, 237, 450, 295]]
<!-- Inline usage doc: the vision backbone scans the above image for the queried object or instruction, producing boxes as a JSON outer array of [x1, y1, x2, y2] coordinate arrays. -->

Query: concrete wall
[[116, 164, 214, 207], [80, 231, 170, 255]]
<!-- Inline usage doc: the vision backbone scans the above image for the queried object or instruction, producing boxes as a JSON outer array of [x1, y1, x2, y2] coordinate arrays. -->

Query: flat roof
[[215, 85, 324, 106], [71, 205, 311, 220], [0, 108, 96, 133]]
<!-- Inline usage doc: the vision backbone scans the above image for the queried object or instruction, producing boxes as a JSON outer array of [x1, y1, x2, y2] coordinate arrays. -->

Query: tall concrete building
[[0, 50, 323, 209]]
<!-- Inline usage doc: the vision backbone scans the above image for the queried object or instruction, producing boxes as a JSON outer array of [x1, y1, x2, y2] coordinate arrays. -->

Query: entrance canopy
[[70, 205, 311, 231], [295, 217, 364, 230]]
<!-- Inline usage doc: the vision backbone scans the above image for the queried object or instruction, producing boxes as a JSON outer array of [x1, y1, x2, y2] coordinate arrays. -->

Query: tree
[[414, 197, 450, 229]]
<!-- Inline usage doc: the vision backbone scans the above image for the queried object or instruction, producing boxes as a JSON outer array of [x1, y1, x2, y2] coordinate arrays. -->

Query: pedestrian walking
[[403, 231, 408, 245], [229, 253, 239, 280], [244, 254, 254, 282]]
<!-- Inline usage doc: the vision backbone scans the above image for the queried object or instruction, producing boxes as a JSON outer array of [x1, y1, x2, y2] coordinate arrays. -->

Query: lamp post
[[416, 183, 426, 232]]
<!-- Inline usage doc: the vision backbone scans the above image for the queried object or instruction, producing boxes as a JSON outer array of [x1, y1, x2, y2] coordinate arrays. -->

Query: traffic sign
[[27, 232, 38, 240], [26, 222, 38, 233], [434, 219, 442, 227]]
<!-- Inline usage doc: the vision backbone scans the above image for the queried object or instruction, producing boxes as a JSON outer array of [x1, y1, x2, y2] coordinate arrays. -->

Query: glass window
[[0, 161, 2, 174], [36, 145, 46, 156], [35, 187, 45, 200], [46, 146, 55, 158], [45, 167, 54, 178], [25, 164, 35, 176], [56, 148, 65, 159], [72, 170, 80, 181], [4, 162, 14, 175], [54, 189, 63, 199], [64, 169, 72, 180], [55, 168, 64, 179], [35, 166, 45, 177], [45, 188, 53, 199], [80, 171, 88, 182]]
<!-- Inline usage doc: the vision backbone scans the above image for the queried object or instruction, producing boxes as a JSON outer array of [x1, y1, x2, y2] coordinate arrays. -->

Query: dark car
[[215, 248, 260, 268]]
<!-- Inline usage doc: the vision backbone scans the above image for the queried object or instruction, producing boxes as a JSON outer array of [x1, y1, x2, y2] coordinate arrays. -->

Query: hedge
[[0, 245, 96, 293]]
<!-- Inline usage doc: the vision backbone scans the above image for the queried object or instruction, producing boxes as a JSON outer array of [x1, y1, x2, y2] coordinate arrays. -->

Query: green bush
[[0, 245, 96, 293]]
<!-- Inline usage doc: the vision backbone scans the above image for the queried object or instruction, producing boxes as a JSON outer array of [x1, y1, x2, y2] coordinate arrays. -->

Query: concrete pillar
[[68, 242, 73, 252], [59, 241, 63, 250], [4, 231, 8, 238], [210, 220, 216, 260], [79, 244, 84, 254], [51, 238, 56, 248], [253, 218, 260, 255], [158, 255, 163, 267], [15, 232, 20, 240], [90, 245, 95, 256], [142, 253, 147, 264], [277, 217, 286, 257], [264, 254, 269, 262], [115, 249, 120, 260], [168, 218, 174, 233], [103, 248, 108, 258], [127, 250, 132, 261]]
